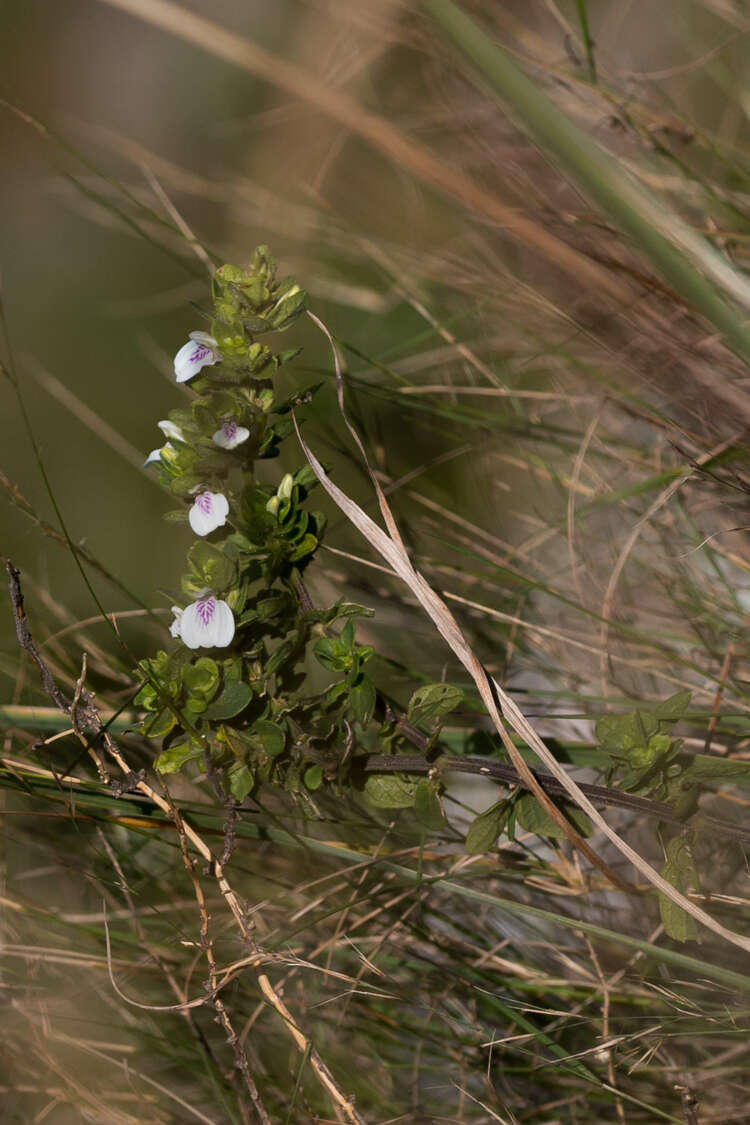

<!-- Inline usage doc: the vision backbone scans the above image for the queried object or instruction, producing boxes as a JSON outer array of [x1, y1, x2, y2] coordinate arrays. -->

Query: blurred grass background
[[3, 1, 750, 1122]]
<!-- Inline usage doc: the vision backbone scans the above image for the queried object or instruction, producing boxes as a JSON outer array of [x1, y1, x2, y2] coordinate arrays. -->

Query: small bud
[[169, 605, 183, 638], [144, 443, 170, 466], [158, 419, 185, 442]]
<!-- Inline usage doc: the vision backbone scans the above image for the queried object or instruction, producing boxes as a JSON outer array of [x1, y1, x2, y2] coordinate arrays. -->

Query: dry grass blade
[[299, 317, 750, 954], [95, 0, 638, 302], [421, 0, 750, 357], [598, 431, 743, 694], [22, 355, 156, 477]]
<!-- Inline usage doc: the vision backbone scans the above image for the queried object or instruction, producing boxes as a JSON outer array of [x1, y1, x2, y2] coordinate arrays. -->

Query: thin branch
[[162, 784, 272, 1125], [5, 559, 367, 1125]]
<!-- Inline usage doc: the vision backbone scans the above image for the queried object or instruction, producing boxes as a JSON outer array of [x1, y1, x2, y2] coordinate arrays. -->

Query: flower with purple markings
[[189, 490, 229, 536], [212, 418, 250, 450], [172, 593, 234, 650], [174, 331, 222, 384]]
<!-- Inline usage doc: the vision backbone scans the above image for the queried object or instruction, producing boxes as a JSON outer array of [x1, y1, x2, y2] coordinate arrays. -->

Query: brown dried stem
[[4, 558, 367, 1125]]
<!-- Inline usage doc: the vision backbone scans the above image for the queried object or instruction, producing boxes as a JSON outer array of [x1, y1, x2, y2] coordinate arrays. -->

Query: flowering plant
[[134, 247, 380, 802]]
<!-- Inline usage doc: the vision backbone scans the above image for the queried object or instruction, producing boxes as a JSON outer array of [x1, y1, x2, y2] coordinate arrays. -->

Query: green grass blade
[[421, 0, 750, 365]]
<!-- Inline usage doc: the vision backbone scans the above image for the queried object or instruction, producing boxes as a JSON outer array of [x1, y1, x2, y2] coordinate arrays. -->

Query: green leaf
[[628, 733, 672, 770], [465, 800, 508, 854], [595, 711, 646, 754], [304, 764, 323, 791], [363, 774, 418, 809], [313, 636, 350, 672], [142, 708, 178, 738], [326, 601, 374, 623], [218, 724, 254, 756], [659, 836, 700, 943], [515, 794, 592, 839], [253, 719, 286, 757], [407, 683, 464, 726], [340, 620, 356, 652], [681, 756, 750, 787], [268, 284, 307, 330], [648, 733, 673, 757], [324, 680, 349, 708], [188, 541, 236, 591], [183, 657, 220, 700], [228, 762, 254, 801], [654, 691, 692, 724], [265, 639, 296, 675], [288, 533, 318, 563], [134, 682, 158, 711], [349, 674, 376, 726], [155, 739, 203, 774], [256, 594, 290, 622], [350, 645, 373, 675], [414, 779, 446, 831], [203, 680, 253, 720], [276, 346, 304, 369], [185, 696, 208, 714], [293, 463, 322, 488]]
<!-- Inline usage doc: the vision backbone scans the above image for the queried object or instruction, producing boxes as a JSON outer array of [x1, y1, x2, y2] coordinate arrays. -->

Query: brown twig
[[6, 559, 71, 714], [363, 752, 750, 846], [704, 641, 735, 755], [675, 1085, 700, 1125], [5, 558, 368, 1125], [220, 800, 239, 868], [162, 784, 272, 1125], [97, 826, 224, 1088]]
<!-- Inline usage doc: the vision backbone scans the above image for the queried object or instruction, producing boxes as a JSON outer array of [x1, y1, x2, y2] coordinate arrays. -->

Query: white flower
[[174, 331, 222, 384], [212, 419, 250, 450], [189, 490, 229, 536], [144, 441, 173, 466], [169, 605, 183, 638], [158, 419, 185, 442], [178, 595, 235, 649]]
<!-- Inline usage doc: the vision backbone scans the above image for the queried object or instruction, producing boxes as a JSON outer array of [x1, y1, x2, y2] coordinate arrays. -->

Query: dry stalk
[[161, 784, 271, 1125], [298, 314, 750, 954], [4, 559, 368, 1125]]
